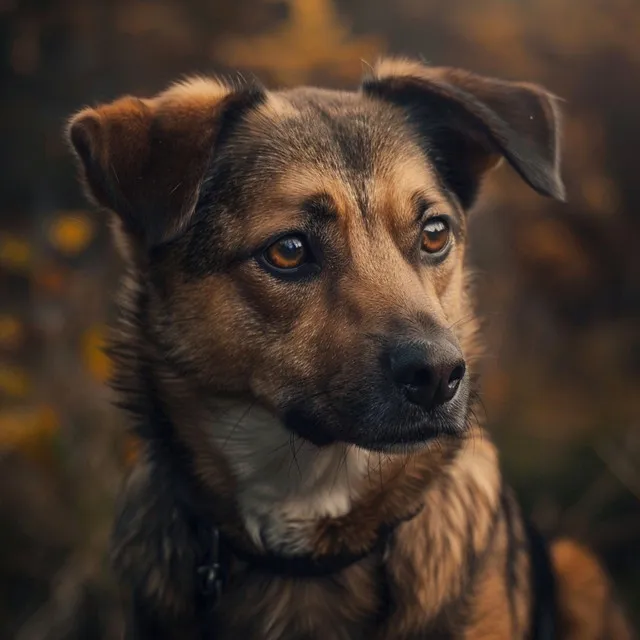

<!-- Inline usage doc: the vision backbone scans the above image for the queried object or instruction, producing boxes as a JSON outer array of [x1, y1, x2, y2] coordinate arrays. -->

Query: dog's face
[[169, 90, 473, 451], [68, 60, 564, 453]]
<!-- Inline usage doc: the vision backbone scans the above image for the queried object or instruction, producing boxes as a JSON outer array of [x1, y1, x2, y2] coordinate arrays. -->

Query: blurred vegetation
[[0, 0, 638, 637]]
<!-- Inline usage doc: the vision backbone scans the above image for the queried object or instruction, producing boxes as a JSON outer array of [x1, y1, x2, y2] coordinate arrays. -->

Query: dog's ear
[[362, 58, 565, 209], [67, 78, 264, 250]]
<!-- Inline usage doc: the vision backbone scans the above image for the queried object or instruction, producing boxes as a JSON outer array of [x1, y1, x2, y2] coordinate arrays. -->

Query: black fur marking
[[125, 592, 176, 639], [314, 107, 375, 178], [363, 81, 487, 210], [501, 488, 520, 636], [180, 88, 267, 279], [525, 519, 558, 640]]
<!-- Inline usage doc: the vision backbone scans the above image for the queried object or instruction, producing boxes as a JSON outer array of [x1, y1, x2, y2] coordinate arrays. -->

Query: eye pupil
[[265, 235, 307, 269], [421, 219, 450, 254], [281, 238, 302, 258]]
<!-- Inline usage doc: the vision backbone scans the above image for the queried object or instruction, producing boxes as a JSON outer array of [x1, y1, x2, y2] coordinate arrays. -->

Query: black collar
[[195, 520, 395, 609]]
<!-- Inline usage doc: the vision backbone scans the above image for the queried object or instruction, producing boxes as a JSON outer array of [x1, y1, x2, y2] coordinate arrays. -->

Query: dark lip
[[283, 392, 470, 450], [282, 408, 336, 447], [284, 411, 465, 451], [341, 424, 444, 452]]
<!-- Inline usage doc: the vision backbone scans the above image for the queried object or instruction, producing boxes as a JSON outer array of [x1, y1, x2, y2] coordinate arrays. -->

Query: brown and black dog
[[67, 58, 634, 639]]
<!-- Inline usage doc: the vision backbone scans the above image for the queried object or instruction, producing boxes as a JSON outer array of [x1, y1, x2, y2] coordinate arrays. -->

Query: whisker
[[447, 312, 478, 332], [331, 444, 351, 492], [294, 437, 305, 479], [344, 446, 352, 494], [288, 433, 303, 480], [219, 401, 255, 451]]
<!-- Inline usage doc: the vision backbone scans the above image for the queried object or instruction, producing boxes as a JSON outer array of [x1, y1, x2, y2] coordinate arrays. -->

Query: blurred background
[[1, 0, 639, 637]]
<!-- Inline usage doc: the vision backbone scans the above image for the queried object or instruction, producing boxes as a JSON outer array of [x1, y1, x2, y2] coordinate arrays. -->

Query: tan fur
[[68, 58, 633, 639], [381, 435, 502, 635], [552, 539, 634, 640]]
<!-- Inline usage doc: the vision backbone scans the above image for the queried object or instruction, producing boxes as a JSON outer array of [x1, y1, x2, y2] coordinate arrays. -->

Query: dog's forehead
[[218, 88, 444, 218], [246, 88, 404, 169]]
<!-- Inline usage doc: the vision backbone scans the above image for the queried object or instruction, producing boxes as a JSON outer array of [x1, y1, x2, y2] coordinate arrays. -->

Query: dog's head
[[68, 59, 563, 453]]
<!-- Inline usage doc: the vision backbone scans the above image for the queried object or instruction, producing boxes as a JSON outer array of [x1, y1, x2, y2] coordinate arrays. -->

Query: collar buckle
[[197, 528, 225, 606]]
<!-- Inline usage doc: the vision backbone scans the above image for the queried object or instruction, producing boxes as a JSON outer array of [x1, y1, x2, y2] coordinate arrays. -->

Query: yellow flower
[[0, 234, 31, 272], [49, 211, 95, 256]]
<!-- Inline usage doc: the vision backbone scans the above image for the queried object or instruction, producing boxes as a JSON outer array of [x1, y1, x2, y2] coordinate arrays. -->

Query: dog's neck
[[173, 399, 505, 635], [198, 399, 373, 554]]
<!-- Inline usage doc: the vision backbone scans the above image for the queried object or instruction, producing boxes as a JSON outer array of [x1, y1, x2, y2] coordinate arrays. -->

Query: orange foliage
[[217, 0, 383, 84]]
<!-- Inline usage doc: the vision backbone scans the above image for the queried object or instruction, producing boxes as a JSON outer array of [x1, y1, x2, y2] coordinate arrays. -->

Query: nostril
[[441, 363, 466, 402], [447, 364, 465, 390]]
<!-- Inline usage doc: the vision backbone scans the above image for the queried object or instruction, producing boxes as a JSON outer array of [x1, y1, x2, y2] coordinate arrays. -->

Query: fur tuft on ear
[[67, 78, 265, 250], [362, 57, 565, 209]]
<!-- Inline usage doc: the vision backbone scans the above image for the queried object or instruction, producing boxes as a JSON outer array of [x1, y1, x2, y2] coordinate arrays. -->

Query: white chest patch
[[205, 400, 371, 554]]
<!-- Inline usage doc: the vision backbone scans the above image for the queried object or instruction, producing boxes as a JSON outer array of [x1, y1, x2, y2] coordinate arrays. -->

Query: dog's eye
[[421, 218, 451, 255], [264, 235, 309, 270]]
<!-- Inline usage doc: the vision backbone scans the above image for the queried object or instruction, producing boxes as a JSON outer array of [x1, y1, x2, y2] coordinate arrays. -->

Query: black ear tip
[[529, 175, 566, 202], [537, 173, 566, 202]]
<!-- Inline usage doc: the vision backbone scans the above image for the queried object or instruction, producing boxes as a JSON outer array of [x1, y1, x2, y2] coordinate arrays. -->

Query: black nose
[[389, 341, 466, 410]]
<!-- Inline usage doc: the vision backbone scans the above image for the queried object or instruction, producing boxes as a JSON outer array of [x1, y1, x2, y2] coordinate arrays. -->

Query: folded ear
[[362, 58, 565, 209], [67, 78, 264, 249]]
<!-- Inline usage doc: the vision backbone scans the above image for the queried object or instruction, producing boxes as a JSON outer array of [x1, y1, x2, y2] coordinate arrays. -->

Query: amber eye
[[421, 218, 451, 254], [264, 235, 308, 270]]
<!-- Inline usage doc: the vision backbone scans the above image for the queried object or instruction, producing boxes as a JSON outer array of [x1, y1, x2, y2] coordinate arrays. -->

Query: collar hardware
[[197, 528, 225, 607]]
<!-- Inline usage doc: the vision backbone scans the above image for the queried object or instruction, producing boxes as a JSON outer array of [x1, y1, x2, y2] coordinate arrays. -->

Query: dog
[[67, 58, 634, 639]]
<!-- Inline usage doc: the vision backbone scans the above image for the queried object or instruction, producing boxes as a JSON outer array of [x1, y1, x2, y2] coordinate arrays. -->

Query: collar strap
[[196, 522, 395, 607], [230, 528, 391, 578]]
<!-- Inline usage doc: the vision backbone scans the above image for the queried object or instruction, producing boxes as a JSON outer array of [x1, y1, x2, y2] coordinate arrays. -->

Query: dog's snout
[[389, 341, 466, 410]]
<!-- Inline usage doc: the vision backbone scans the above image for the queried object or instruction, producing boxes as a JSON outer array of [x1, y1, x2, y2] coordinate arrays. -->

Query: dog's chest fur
[[114, 423, 532, 639], [214, 435, 513, 640], [219, 438, 528, 640], [202, 400, 372, 554]]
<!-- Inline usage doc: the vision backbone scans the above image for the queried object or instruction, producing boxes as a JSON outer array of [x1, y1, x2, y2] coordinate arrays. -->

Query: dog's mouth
[[282, 406, 467, 453], [344, 422, 451, 452]]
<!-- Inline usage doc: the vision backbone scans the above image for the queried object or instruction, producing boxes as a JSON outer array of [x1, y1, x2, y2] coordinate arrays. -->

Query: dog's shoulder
[[111, 454, 200, 621], [551, 539, 636, 640]]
